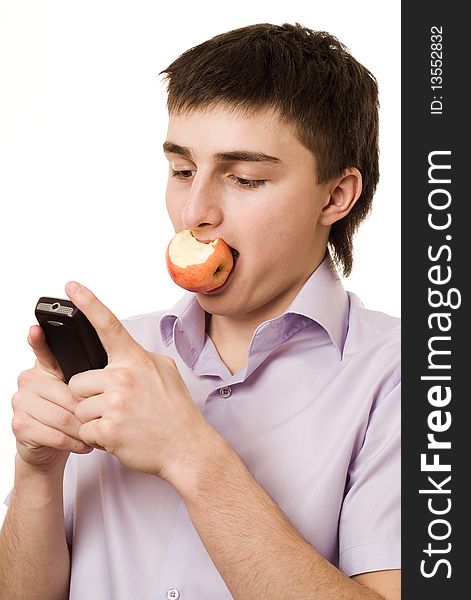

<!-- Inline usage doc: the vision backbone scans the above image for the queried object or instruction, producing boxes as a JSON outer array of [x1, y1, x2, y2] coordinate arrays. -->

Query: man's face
[[164, 105, 333, 321]]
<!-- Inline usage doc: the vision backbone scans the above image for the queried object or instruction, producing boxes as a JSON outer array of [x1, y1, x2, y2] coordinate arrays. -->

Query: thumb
[[28, 325, 64, 380]]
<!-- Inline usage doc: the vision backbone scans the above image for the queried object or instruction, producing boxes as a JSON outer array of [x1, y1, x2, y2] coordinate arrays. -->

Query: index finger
[[65, 282, 141, 361]]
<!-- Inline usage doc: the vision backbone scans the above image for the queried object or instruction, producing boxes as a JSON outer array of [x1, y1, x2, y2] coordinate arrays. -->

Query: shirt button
[[219, 386, 232, 398], [167, 589, 180, 599]]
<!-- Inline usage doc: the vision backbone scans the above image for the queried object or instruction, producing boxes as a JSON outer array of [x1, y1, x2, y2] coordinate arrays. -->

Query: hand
[[11, 325, 93, 474], [67, 282, 212, 484]]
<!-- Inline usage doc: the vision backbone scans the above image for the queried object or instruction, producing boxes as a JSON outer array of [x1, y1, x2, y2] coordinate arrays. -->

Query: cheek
[[165, 187, 184, 229], [247, 208, 314, 264]]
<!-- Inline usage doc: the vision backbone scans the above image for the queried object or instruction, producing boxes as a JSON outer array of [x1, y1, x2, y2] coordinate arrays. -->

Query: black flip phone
[[35, 297, 108, 383]]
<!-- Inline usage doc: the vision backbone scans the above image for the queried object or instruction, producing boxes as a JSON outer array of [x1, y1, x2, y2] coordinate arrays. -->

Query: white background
[[0, 0, 400, 524]]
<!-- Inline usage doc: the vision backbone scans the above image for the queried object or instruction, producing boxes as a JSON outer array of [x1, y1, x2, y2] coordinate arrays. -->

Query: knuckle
[[11, 390, 23, 411], [98, 418, 116, 441], [17, 369, 34, 388], [57, 409, 74, 429], [112, 367, 134, 388], [66, 386, 79, 408], [74, 403, 84, 423], [108, 390, 126, 411], [68, 374, 78, 391], [68, 380, 82, 403], [161, 355, 176, 368], [11, 412, 27, 436], [104, 313, 120, 333], [156, 355, 178, 380]]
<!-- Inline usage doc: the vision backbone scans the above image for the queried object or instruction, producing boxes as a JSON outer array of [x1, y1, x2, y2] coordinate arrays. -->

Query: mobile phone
[[35, 297, 108, 383]]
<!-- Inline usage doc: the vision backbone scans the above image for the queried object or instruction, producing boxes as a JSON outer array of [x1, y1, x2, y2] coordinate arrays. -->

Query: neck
[[206, 276, 307, 375], [205, 249, 329, 374]]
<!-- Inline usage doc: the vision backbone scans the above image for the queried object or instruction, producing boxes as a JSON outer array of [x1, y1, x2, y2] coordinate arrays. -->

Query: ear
[[319, 168, 363, 226]]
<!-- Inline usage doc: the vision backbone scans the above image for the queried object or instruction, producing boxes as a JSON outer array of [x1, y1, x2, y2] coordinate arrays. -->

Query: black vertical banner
[[402, 2, 468, 598]]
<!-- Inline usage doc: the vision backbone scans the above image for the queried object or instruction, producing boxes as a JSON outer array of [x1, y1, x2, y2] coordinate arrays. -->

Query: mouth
[[191, 232, 240, 261]]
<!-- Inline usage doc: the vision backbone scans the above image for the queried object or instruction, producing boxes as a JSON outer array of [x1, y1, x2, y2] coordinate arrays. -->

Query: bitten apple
[[166, 229, 234, 293]]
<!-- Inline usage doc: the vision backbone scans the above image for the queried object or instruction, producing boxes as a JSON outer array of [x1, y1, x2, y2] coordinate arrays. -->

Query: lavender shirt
[[10, 255, 401, 599]]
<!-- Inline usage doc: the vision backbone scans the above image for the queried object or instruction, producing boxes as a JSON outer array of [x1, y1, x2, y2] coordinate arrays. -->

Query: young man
[[0, 23, 400, 599]]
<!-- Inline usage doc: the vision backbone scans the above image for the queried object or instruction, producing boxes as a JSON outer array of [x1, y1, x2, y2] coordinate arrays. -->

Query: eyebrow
[[163, 142, 282, 165]]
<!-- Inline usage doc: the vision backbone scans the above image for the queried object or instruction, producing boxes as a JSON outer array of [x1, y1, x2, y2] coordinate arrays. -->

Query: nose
[[181, 171, 223, 233]]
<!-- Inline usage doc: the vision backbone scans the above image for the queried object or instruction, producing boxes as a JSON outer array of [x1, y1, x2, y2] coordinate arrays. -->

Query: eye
[[171, 169, 195, 180], [230, 175, 267, 189]]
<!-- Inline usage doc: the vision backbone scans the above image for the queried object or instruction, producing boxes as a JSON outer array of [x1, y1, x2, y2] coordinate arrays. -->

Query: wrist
[[14, 453, 66, 502], [168, 424, 238, 501]]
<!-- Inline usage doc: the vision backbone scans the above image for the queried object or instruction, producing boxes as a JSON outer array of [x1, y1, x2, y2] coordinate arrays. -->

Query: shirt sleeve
[[62, 456, 76, 545], [338, 372, 401, 576]]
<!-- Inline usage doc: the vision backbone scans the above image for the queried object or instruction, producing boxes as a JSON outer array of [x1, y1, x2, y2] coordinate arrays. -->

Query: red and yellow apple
[[165, 229, 234, 293]]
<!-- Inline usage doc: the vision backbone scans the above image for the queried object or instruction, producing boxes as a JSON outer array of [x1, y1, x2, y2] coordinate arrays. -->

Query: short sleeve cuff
[[339, 539, 401, 577]]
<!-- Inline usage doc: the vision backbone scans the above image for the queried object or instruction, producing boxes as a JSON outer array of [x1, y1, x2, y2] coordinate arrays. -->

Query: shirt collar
[[283, 252, 350, 359], [159, 252, 350, 367], [159, 291, 207, 368]]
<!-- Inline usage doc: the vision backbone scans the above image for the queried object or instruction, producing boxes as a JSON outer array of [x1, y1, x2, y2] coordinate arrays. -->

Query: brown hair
[[160, 23, 379, 277]]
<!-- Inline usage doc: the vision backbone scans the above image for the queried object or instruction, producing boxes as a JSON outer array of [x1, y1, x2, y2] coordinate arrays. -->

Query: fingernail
[[66, 281, 81, 295]]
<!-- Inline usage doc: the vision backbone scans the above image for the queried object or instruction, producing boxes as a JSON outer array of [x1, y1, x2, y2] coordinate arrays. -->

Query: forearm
[[176, 431, 383, 600], [0, 455, 70, 600]]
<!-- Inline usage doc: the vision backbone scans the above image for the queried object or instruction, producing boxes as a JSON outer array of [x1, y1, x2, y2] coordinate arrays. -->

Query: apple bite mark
[[166, 229, 235, 293]]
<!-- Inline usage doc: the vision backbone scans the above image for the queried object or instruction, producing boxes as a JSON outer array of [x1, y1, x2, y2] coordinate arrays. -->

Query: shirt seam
[[349, 366, 401, 467], [339, 538, 401, 556]]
